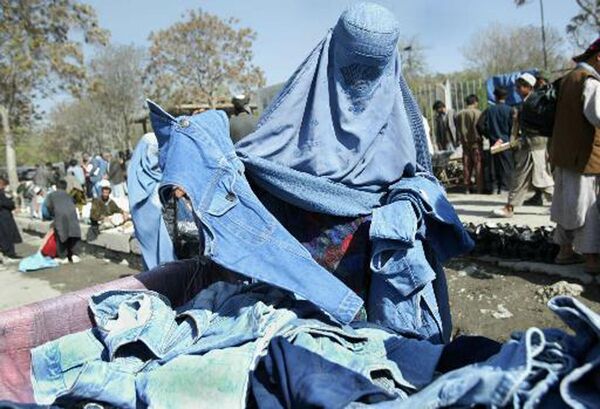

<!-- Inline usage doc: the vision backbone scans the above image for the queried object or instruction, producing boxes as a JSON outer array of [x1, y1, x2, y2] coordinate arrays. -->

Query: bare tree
[[398, 36, 428, 85], [516, 0, 600, 48], [88, 44, 146, 149], [145, 9, 265, 108], [462, 23, 567, 76]]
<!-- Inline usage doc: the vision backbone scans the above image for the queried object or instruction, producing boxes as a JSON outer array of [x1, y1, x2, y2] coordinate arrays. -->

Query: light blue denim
[[353, 295, 600, 409], [31, 283, 301, 408], [546, 295, 600, 409], [127, 132, 175, 270], [31, 282, 447, 408], [368, 174, 473, 343], [279, 319, 444, 397], [147, 100, 363, 324]]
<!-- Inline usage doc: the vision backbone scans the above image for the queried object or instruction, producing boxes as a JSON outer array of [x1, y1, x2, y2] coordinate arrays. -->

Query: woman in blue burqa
[[236, 2, 432, 216], [235, 2, 472, 344]]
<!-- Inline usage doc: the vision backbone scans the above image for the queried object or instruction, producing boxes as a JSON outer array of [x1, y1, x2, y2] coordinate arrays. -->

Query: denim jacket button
[[179, 118, 190, 128], [225, 192, 236, 202]]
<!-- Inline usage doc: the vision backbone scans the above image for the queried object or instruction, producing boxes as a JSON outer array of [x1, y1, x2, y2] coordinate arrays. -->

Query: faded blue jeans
[[148, 100, 362, 324]]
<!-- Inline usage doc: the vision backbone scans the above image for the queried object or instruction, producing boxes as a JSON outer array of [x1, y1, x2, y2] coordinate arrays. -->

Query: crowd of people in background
[[0, 150, 133, 263], [428, 38, 600, 274]]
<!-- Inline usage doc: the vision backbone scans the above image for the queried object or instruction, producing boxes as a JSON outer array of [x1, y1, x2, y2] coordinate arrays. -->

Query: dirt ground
[[445, 259, 600, 341]]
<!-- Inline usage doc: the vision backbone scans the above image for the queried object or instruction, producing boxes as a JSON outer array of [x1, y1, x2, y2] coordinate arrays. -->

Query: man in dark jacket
[[45, 180, 81, 263], [479, 87, 515, 193], [0, 177, 22, 259]]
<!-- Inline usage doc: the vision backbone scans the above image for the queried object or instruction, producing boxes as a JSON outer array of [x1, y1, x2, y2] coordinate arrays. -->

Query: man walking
[[455, 94, 483, 194], [550, 39, 600, 274], [0, 177, 22, 260], [492, 73, 554, 217], [480, 87, 515, 193], [45, 180, 81, 263]]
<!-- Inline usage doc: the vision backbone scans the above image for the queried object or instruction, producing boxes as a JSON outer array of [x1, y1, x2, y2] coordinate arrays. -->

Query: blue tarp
[[18, 251, 59, 272], [486, 69, 539, 106]]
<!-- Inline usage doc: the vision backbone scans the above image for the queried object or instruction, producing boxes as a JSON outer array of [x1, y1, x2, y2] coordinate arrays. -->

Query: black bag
[[520, 79, 561, 137]]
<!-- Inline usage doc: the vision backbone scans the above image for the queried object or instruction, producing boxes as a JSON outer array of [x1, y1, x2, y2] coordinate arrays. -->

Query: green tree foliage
[[145, 9, 266, 109], [0, 0, 108, 186], [462, 23, 567, 77]]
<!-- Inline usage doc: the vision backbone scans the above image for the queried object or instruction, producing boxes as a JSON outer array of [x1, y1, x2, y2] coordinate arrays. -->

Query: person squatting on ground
[[455, 94, 483, 194], [550, 38, 600, 274], [492, 73, 554, 218], [90, 180, 130, 231], [44, 179, 81, 263]]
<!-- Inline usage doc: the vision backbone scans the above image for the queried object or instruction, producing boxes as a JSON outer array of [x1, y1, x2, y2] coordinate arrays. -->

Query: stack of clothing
[[27, 3, 599, 408]]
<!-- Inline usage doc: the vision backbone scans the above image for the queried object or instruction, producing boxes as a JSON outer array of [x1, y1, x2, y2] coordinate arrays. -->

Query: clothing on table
[[250, 337, 394, 409], [30, 281, 444, 409], [43, 190, 81, 244], [0, 187, 22, 257], [30, 274, 600, 409], [433, 109, 457, 151], [128, 132, 175, 270], [552, 167, 600, 254], [149, 101, 363, 325], [349, 295, 600, 409]]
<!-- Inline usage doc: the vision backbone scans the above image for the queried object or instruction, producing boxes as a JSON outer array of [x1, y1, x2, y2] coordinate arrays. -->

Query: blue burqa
[[127, 133, 175, 270], [236, 2, 430, 215]]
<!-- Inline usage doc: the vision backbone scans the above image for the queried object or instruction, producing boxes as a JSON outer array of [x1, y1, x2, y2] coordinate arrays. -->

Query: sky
[[88, 0, 581, 81], [43, 0, 582, 110]]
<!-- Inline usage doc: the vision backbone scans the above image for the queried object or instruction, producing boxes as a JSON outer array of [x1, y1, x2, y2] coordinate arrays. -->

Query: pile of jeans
[[464, 223, 559, 262], [29, 280, 600, 408]]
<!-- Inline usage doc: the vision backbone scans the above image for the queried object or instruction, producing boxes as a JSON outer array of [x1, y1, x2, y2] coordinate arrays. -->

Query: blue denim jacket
[[147, 100, 363, 325], [369, 174, 473, 342]]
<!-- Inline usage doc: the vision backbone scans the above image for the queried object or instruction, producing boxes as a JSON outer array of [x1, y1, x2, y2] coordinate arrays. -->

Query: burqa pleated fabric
[[127, 132, 175, 270], [237, 2, 430, 202]]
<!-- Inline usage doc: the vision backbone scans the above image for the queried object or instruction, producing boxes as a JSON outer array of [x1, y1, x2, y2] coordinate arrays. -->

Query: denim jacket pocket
[[369, 242, 442, 341], [205, 167, 239, 217]]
